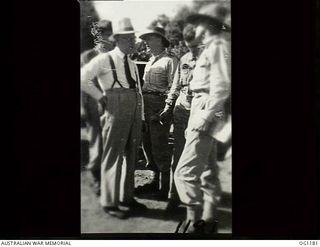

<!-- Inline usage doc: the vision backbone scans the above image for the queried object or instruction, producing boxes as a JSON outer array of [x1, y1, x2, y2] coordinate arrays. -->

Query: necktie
[[124, 55, 136, 88]]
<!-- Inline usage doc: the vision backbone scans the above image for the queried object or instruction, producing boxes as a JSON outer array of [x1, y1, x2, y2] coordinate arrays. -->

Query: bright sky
[[93, 0, 193, 34]]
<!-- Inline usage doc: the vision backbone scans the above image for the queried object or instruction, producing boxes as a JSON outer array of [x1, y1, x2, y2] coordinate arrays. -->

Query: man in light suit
[[81, 18, 146, 219]]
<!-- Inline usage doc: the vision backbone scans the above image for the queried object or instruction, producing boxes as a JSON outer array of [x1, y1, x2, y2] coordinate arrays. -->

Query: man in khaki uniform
[[81, 18, 146, 219], [174, 3, 231, 233], [161, 24, 203, 210]]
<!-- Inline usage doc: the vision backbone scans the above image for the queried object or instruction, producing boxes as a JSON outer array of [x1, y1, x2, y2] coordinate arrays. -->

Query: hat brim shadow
[[139, 32, 170, 48]]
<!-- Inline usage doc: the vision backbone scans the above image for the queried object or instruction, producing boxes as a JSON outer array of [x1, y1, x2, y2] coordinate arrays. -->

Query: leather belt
[[142, 91, 166, 96]]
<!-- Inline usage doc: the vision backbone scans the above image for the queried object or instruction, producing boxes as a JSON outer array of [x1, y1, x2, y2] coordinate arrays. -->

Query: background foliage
[[80, 0, 230, 60]]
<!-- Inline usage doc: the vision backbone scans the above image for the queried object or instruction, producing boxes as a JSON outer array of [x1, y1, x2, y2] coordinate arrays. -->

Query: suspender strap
[[134, 70, 139, 83], [108, 54, 123, 88]]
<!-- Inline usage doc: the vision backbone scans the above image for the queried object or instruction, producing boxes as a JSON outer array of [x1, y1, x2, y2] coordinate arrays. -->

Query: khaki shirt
[[166, 51, 197, 110], [190, 36, 231, 122], [142, 51, 178, 93]]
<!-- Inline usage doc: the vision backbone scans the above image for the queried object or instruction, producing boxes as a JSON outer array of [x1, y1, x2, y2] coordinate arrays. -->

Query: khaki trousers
[[142, 94, 172, 172], [174, 95, 221, 209], [169, 104, 190, 200], [100, 88, 142, 207]]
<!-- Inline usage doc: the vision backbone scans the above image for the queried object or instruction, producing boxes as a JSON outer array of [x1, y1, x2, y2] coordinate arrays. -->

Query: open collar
[[150, 50, 166, 64]]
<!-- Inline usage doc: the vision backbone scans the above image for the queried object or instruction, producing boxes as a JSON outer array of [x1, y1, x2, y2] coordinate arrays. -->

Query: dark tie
[[124, 55, 136, 88]]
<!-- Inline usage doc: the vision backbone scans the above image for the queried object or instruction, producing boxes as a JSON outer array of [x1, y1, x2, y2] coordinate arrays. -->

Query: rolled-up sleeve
[[167, 57, 178, 89], [166, 62, 182, 105], [200, 41, 231, 122]]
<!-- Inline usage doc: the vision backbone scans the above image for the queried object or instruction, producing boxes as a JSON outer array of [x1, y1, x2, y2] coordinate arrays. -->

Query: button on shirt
[[142, 51, 178, 93], [166, 51, 197, 110], [190, 36, 231, 122]]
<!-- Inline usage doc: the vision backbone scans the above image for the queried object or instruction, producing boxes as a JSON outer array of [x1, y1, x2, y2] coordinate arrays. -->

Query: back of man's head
[[183, 24, 196, 43]]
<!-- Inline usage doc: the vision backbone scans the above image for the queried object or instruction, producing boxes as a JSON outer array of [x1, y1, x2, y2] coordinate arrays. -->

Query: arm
[[191, 40, 231, 133], [159, 58, 179, 123], [165, 61, 182, 107], [166, 56, 179, 90], [134, 63, 145, 121], [80, 53, 106, 102]]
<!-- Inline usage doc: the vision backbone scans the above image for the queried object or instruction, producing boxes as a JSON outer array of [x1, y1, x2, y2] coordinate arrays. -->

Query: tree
[[172, 5, 195, 24], [148, 14, 170, 29], [192, 0, 231, 12]]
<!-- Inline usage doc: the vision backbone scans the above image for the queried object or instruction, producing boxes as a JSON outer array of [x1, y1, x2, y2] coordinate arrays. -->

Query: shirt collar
[[187, 52, 197, 62], [151, 50, 166, 62], [113, 46, 126, 59]]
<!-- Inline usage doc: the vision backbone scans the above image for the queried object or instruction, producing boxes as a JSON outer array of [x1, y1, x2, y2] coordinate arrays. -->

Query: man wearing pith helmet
[[81, 17, 146, 219], [174, 3, 231, 233], [138, 26, 178, 200], [163, 24, 203, 211]]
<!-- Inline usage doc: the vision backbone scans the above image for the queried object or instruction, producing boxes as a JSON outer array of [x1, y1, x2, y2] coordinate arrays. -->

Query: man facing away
[[174, 3, 231, 233], [161, 24, 203, 210], [81, 18, 146, 219], [80, 19, 114, 196]]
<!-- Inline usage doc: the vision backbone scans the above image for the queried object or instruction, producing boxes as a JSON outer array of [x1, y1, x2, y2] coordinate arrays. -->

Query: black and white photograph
[[6, 0, 319, 241], [80, 0, 232, 234]]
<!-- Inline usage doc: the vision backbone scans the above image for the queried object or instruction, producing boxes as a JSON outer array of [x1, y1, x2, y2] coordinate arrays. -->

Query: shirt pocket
[[194, 58, 210, 82], [150, 67, 167, 85]]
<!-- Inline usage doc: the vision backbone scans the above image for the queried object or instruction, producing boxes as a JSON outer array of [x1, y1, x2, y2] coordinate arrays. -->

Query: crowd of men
[[81, 2, 231, 234]]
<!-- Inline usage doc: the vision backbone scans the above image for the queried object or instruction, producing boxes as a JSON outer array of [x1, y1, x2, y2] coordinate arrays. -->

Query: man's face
[[185, 40, 201, 57], [144, 34, 163, 53], [116, 34, 136, 54], [194, 24, 207, 43], [100, 30, 114, 50]]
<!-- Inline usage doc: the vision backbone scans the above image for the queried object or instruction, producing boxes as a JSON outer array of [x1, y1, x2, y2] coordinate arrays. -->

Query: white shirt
[[81, 46, 140, 91], [80, 46, 144, 119]]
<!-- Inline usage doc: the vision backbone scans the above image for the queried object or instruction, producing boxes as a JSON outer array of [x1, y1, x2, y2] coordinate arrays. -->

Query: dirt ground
[[81, 145, 232, 234]]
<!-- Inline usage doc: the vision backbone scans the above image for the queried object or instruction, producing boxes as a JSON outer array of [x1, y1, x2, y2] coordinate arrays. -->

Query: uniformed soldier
[[80, 19, 114, 196], [81, 18, 146, 219], [161, 24, 203, 210], [138, 27, 178, 199], [174, 3, 231, 233]]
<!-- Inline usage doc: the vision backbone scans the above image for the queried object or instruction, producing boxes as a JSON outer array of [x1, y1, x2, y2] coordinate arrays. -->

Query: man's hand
[[191, 117, 211, 133], [98, 96, 107, 116], [159, 105, 173, 124]]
